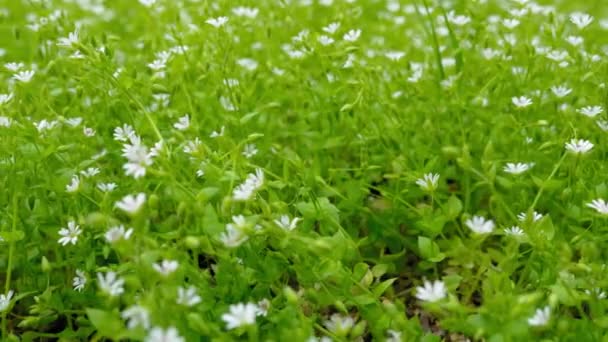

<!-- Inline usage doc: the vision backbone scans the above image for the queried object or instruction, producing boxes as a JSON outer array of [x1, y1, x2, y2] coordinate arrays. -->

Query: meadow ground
[[1, 0, 608, 341]]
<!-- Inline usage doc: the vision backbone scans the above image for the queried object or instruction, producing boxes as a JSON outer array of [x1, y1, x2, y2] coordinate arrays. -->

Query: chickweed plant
[[1, 0, 608, 341]]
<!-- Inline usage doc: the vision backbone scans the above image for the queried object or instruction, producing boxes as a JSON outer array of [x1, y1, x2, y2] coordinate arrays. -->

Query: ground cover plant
[[2, 0, 608, 340]]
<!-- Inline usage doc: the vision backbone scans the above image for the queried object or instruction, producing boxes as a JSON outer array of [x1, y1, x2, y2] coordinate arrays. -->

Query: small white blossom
[[274, 215, 301, 231], [565, 138, 594, 154], [105, 225, 133, 243], [517, 211, 543, 222], [343, 29, 361, 42], [415, 280, 447, 302], [210, 126, 225, 138], [0, 290, 14, 312], [242, 144, 258, 158], [512, 96, 533, 108], [0, 93, 13, 106], [66, 175, 80, 193], [4, 62, 24, 72], [97, 271, 125, 297], [145, 327, 184, 342], [80, 167, 100, 178], [58, 221, 82, 246], [324, 313, 355, 334], [237, 58, 258, 71], [570, 12, 593, 29], [503, 162, 534, 175], [115, 193, 146, 215], [577, 106, 604, 118], [206, 16, 229, 28], [173, 114, 190, 131], [528, 306, 551, 326], [317, 35, 334, 46], [465, 216, 495, 234], [222, 303, 258, 330], [504, 226, 525, 237], [232, 6, 259, 19], [97, 182, 117, 192], [177, 286, 202, 307], [57, 30, 79, 48], [13, 70, 35, 83], [415, 173, 440, 191], [587, 199, 608, 215], [73, 270, 87, 292], [122, 305, 151, 330], [114, 124, 135, 141], [153, 259, 179, 276], [323, 22, 341, 35], [550, 85, 572, 98], [256, 299, 270, 316]]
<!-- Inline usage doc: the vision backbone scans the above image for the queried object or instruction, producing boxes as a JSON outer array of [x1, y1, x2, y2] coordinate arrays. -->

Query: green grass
[[2, 0, 608, 341]]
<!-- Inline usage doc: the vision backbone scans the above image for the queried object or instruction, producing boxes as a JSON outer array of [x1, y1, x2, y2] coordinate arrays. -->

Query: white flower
[[415, 173, 440, 191], [566, 35, 584, 46], [13, 70, 35, 83], [503, 162, 534, 175], [139, 0, 156, 6], [210, 126, 225, 138], [324, 313, 355, 334], [65, 117, 83, 127], [220, 96, 237, 111], [385, 51, 405, 61], [148, 59, 166, 71], [219, 225, 249, 248], [232, 6, 259, 19], [597, 120, 608, 132], [97, 271, 125, 297], [206, 16, 229, 28], [66, 175, 80, 193], [122, 305, 151, 330], [323, 22, 341, 35], [57, 30, 79, 48], [0, 290, 14, 312], [517, 211, 543, 222], [97, 182, 117, 192], [317, 35, 334, 46], [222, 303, 258, 330], [343, 29, 361, 42], [570, 12, 593, 29], [122, 137, 153, 179], [585, 288, 607, 299], [153, 259, 179, 276], [237, 58, 258, 71], [447, 11, 471, 26], [105, 225, 133, 243], [173, 114, 190, 131], [546, 50, 569, 62], [145, 327, 184, 342], [528, 306, 551, 326], [232, 169, 264, 201], [114, 124, 135, 141], [512, 96, 533, 108], [115, 193, 146, 215], [256, 299, 270, 316], [0, 116, 12, 127], [504, 226, 525, 237], [73, 270, 87, 292], [565, 138, 594, 154], [415, 280, 447, 302], [58, 221, 82, 246], [587, 199, 608, 215], [177, 286, 202, 307], [80, 167, 100, 178], [577, 106, 604, 118], [274, 215, 301, 231], [4, 62, 24, 72], [34, 119, 58, 133], [550, 85, 572, 98], [465, 216, 495, 234], [83, 127, 96, 137], [242, 144, 258, 158], [0, 93, 13, 106]]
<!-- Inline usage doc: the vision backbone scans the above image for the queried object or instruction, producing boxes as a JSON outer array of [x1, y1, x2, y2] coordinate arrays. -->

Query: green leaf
[[85, 308, 124, 338], [418, 236, 445, 262], [0, 230, 25, 242], [445, 195, 463, 220], [372, 278, 397, 297]]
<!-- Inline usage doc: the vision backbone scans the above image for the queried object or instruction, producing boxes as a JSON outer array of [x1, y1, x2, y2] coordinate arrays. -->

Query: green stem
[[530, 153, 567, 210]]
